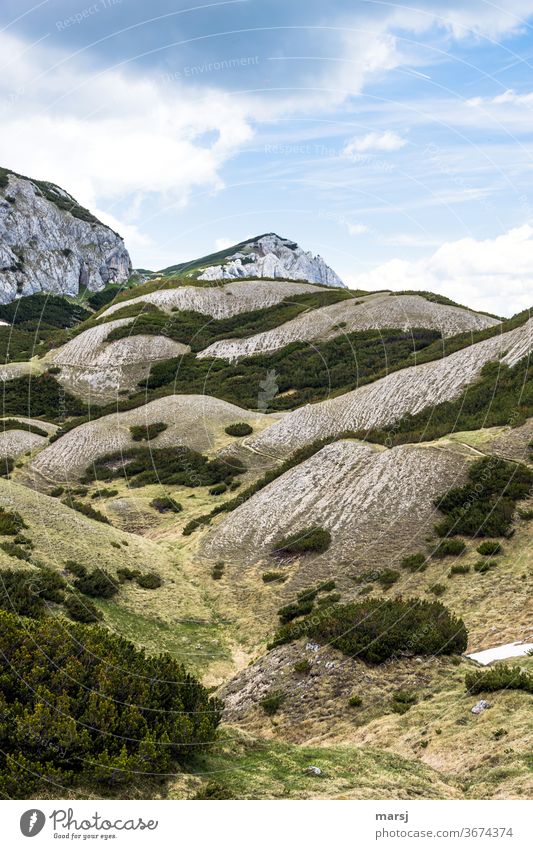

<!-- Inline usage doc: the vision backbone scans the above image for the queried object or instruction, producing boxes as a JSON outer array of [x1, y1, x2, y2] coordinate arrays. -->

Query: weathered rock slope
[[245, 317, 533, 458], [0, 170, 131, 302], [30, 394, 275, 484], [97, 279, 325, 322], [198, 293, 500, 361], [203, 439, 471, 573], [46, 318, 189, 400]]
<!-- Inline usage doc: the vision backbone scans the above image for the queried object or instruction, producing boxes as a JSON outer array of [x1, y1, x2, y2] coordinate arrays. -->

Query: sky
[[1, 1, 533, 315]]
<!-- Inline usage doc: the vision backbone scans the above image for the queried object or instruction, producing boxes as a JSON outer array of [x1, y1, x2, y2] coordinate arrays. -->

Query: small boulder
[[305, 765, 322, 776], [471, 699, 491, 714]]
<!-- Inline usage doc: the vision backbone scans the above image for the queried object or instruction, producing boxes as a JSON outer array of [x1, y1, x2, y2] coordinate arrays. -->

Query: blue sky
[[1, 1, 533, 314]]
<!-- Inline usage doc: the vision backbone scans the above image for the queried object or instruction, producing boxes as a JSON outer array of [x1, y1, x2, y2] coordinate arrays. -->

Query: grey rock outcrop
[[197, 233, 345, 288], [0, 169, 131, 303]]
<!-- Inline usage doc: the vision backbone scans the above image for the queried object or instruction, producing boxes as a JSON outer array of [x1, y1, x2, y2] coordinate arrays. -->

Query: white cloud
[[468, 89, 533, 108], [348, 224, 533, 317], [343, 131, 407, 155], [346, 222, 370, 236]]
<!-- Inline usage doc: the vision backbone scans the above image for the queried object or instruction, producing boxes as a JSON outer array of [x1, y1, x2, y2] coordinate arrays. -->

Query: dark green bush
[[260, 691, 285, 715], [0, 609, 221, 798], [391, 690, 417, 714], [262, 571, 287, 583], [225, 422, 253, 437], [130, 421, 168, 441], [449, 564, 470, 576], [91, 487, 119, 499], [209, 483, 227, 496], [271, 597, 467, 663], [429, 583, 446, 596], [150, 496, 182, 513], [65, 499, 111, 525], [431, 538, 466, 558], [63, 592, 102, 623], [50, 486, 64, 497], [117, 567, 141, 582], [194, 781, 236, 800], [348, 695, 363, 708], [473, 560, 491, 573], [465, 665, 533, 694], [74, 568, 118, 599], [0, 568, 66, 617], [65, 560, 87, 578], [434, 458, 533, 538], [211, 561, 224, 580], [476, 541, 502, 556], [136, 572, 163, 589], [272, 526, 331, 556], [0, 507, 27, 536], [1, 418, 48, 438], [85, 446, 245, 489], [377, 569, 400, 589], [293, 659, 311, 674], [0, 457, 14, 478], [0, 541, 31, 561], [400, 553, 427, 572]]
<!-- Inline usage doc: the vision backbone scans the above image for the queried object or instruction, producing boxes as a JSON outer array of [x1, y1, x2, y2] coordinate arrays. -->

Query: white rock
[[197, 233, 345, 288]]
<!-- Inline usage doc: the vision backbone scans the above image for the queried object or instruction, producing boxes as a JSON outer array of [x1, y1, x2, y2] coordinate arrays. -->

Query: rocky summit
[[194, 233, 346, 287], [0, 167, 131, 303]]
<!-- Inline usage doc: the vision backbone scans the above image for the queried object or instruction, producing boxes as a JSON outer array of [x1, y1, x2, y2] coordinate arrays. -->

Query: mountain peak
[[163, 233, 346, 288]]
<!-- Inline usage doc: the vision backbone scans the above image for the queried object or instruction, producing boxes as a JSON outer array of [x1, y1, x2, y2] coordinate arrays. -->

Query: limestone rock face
[[0, 171, 131, 303], [197, 233, 345, 288]]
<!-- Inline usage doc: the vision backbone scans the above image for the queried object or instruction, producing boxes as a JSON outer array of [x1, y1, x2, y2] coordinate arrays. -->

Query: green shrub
[[431, 538, 466, 558], [272, 526, 331, 556], [136, 572, 163, 589], [65, 560, 87, 578], [428, 583, 446, 597], [1, 418, 49, 438], [0, 608, 221, 798], [262, 571, 287, 583], [212, 561, 224, 580], [260, 691, 285, 715], [293, 659, 311, 674], [91, 487, 119, 499], [130, 422, 168, 441], [150, 496, 182, 513], [50, 486, 64, 497], [0, 507, 27, 536], [0, 568, 66, 617], [74, 568, 118, 599], [65, 499, 111, 525], [476, 541, 502, 556], [271, 597, 467, 663], [0, 457, 13, 478], [85, 445, 245, 489], [225, 422, 253, 437], [465, 665, 533, 694], [278, 599, 314, 624], [435, 458, 533, 539], [209, 483, 227, 496], [194, 782, 236, 800], [474, 559, 491, 573], [63, 592, 102, 623], [0, 541, 31, 561], [117, 567, 141, 582], [400, 553, 427, 572], [449, 564, 470, 576], [377, 569, 400, 589], [316, 592, 341, 606], [391, 690, 417, 714], [348, 695, 363, 708]]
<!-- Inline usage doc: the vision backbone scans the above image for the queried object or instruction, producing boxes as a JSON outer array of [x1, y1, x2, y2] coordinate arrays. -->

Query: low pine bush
[[476, 541, 502, 556], [400, 553, 427, 572], [74, 568, 119, 599], [130, 421, 168, 441], [136, 572, 163, 589], [150, 496, 182, 513], [262, 571, 286, 583], [465, 665, 533, 694], [449, 563, 470, 576], [260, 691, 285, 715], [431, 538, 466, 558], [348, 695, 363, 708], [272, 526, 331, 556], [64, 592, 102, 623], [225, 422, 253, 437]]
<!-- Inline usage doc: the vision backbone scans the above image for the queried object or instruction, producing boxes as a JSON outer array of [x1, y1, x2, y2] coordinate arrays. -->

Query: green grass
[[181, 729, 460, 800], [97, 601, 230, 674]]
